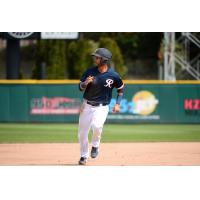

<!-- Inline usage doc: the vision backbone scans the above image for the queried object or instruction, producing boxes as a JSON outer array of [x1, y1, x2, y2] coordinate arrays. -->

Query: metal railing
[[174, 33, 200, 80], [174, 54, 200, 80]]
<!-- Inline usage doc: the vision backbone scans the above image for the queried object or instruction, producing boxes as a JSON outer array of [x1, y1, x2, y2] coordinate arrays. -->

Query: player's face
[[94, 56, 101, 66]]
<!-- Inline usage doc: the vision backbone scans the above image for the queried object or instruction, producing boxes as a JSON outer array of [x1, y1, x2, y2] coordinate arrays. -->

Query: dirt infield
[[0, 143, 200, 166]]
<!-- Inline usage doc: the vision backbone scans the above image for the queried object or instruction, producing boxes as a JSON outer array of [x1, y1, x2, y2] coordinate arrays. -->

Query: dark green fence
[[0, 81, 200, 123]]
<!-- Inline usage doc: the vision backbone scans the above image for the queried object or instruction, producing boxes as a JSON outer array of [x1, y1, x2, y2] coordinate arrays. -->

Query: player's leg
[[78, 102, 93, 162], [91, 105, 109, 157]]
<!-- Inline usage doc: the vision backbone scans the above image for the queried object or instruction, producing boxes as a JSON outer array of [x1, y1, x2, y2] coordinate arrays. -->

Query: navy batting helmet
[[91, 48, 112, 64]]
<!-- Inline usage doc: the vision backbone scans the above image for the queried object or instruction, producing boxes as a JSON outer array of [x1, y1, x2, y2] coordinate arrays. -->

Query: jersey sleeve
[[80, 69, 89, 82], [114, 74, 124, 89]]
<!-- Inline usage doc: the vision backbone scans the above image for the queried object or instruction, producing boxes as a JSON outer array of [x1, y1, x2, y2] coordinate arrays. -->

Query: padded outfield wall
[[0, 80, 200, 123]]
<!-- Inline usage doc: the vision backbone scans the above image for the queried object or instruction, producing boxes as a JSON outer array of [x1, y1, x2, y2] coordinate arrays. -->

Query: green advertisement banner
[[0, 83, 200, 123]]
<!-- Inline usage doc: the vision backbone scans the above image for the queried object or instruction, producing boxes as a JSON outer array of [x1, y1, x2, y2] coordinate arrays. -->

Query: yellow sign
[[132, 91, 159, 116]]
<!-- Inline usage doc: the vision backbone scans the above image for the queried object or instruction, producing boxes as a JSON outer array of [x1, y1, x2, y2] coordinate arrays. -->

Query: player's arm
[[112, 84, 124, 113], [79, 76, 94, 91]]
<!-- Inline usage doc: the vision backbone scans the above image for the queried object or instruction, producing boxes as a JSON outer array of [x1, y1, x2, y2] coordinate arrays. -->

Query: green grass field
[[0, 123, 200, 143]]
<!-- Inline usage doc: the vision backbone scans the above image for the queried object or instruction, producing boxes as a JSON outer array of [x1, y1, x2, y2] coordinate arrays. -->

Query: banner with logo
[[0, 83, 199, 123], [41, 32, 79, 39], [108, 84, 200, 123]]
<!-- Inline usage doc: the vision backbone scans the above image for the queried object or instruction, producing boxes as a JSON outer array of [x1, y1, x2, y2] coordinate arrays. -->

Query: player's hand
[[85, 76, 94, 85], [112, 104, 120, 113]]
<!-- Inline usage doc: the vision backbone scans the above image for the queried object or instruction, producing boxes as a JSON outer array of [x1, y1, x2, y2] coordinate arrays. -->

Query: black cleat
[[78, 157, 87, 165], [91, 147, 99, 158]]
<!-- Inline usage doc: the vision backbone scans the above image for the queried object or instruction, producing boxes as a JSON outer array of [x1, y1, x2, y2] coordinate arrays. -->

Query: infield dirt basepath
[[0, 143, 200, 166]]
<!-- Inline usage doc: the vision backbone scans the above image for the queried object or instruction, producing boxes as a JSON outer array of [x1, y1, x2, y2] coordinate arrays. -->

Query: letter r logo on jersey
[[104, 79, 114, 88]]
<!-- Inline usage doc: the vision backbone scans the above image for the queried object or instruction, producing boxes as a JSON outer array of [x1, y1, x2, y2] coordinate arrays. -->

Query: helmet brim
[[91, 53, 102, 57], [91, 53, 110, 61]]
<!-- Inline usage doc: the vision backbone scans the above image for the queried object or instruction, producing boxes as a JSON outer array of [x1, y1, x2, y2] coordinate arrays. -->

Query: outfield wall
[[0, 80, 200, 123]]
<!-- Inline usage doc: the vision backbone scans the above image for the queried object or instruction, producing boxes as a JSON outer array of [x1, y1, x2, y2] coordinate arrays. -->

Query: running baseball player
[[78, 48, 124, 165]]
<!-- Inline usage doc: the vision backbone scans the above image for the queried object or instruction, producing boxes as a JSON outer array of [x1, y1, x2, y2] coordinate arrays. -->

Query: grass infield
[[0, 123, 200, 143]]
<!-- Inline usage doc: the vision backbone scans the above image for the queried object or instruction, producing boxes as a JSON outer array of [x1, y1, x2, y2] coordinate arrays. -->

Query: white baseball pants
[[78, 101, 109, 158]]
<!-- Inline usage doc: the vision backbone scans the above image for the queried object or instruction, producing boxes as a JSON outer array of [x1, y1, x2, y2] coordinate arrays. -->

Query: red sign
[[184, 99, 200, 110], [30, 97, 81, 115]]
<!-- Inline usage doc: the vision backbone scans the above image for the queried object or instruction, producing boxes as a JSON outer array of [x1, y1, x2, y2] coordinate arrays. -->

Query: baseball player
[[78, 48, 124, 165]]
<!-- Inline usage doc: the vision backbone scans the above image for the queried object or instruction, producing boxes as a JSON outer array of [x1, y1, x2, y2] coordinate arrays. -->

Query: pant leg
[[91, 105, 109, 148], [78, 102, 93, 158]]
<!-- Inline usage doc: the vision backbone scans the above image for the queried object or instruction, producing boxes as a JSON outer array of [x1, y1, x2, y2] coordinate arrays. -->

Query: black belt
[[86, 101, 108, 107]]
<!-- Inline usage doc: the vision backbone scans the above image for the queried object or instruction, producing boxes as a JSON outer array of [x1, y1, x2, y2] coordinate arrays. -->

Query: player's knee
[[92, 124, 103, 132]]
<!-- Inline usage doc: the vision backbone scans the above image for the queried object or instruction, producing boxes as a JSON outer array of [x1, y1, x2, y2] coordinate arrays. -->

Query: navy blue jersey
[[79, 66, 124, 104]]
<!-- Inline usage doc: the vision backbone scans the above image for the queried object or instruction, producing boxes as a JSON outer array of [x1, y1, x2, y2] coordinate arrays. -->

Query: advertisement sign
[[0, 82, 200, 123], [41, 32, 79, 39], [30, 97, 81, 115], [0, 32, 40, 39], [108, 90, 160, 121], [7, 32, 34, 39], [184, 99, 200, 116]]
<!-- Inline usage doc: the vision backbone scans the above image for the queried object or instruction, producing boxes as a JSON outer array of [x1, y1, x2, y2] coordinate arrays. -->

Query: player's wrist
[[80, 82, 87, 90], [116, 94, 123, 105], [84, 79, 91, 86]]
